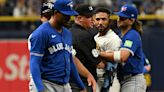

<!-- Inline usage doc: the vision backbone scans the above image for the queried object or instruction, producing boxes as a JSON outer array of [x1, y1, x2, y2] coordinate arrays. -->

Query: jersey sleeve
[[121, 32, 141, 56], [28, 30, 47, 56], [28, 30, 47, 91]]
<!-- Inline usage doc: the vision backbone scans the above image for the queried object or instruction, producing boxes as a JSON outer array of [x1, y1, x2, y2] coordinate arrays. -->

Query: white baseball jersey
[[95, 29, 121, 92], [94, 29, 121, 52]]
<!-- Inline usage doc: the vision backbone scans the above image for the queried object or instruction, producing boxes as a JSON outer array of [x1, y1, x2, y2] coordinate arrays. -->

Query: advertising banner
[[0, 40, 29, 92]]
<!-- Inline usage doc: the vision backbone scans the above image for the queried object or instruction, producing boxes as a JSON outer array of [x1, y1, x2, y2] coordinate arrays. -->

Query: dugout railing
[[0, 15, 164, 22]]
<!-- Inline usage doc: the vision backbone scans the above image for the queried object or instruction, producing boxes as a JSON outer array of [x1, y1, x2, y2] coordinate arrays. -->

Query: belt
[[44, 79, 66, 85], [52, 81, 65, 85], [123, 73, 139, 80]]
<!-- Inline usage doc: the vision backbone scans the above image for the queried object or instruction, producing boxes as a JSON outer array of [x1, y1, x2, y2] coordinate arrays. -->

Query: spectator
[[13, 0, 27, 16]]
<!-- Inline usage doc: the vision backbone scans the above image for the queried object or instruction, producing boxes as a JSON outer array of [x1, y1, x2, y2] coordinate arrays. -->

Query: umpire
[[69, 4, 100, 92]]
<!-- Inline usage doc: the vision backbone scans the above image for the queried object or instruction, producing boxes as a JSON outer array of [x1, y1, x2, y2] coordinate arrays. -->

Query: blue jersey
[[120, 29, 144, 74], [28, 22, 84, 91]]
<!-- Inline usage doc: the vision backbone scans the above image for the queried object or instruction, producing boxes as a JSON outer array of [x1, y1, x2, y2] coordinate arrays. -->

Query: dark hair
[[41, 11, 54, 20], [41, 2, 55, 20], [94, 7, 111, 15], [132, 20, 143, 35]]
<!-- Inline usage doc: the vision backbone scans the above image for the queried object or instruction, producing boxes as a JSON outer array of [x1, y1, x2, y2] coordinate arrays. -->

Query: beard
[[117, 23, 129, 30], [97, 25, 105, 32], [97, 25, 109, 33], [58, 16, 70, 27]]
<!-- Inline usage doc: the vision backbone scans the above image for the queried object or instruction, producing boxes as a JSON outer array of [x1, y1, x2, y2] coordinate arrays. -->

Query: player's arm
[[143, 55, 151, 73], [70, 55, 86, 91], [73, 56, 96, 92], [99, 49, 131, 63], [30, 55, 44, 91], [100, 35, 139, 63], [28, 33, 46, 92], [73, 56, 91, 78], [143, 65, 151, 73]]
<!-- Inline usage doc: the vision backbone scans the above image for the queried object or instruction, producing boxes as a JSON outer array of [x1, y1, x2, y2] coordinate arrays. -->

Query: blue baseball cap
[[53, 0, 78, 16], [114, 4, 138, 19]]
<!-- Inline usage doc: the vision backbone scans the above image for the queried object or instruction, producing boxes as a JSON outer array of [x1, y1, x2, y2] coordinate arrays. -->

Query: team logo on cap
[[121, 6, 127, 12], [131, 14, 134, 17], [67, 1, 74, 10], [89, 6, 93, 11]]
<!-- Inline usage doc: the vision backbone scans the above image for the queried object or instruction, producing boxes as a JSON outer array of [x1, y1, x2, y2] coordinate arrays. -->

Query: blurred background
[[0, 0, 164, 92]]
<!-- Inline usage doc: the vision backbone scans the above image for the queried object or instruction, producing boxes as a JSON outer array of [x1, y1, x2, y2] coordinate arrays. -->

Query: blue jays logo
[[121, 6, 127, 12], [67, 1, 74, 10]]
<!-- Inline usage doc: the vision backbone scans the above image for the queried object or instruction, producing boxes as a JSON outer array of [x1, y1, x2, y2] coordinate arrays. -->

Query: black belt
[[45, 79, 66, 85], [122, 73, 139, 80]]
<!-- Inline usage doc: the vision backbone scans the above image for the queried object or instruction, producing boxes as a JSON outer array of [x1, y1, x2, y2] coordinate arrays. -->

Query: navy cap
[[54, 0, 78, 16], [75, 4, 94, 17], [41, 2, 54, 15], [114, 4, 138, 19]]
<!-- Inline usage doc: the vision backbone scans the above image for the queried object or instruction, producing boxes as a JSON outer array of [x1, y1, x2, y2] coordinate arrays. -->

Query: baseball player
[[99, 4, 147, 92], [93, 7, 121, 92], [28, 0, 87, 92], [40, 2, 96, 91]]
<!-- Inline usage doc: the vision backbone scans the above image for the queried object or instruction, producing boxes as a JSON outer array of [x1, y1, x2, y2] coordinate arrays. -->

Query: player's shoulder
[[69, 23, 84, 33], [31, 22, 50, 37], [128, 29, 140, 37], [63, 27, 72, 34], [126, 29, 140, 40], [107, 29, 120, 39]]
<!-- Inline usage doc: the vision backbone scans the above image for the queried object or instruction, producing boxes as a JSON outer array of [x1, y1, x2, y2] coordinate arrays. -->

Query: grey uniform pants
[[29, 79, 72, 92], [120, 74, 147, 92]]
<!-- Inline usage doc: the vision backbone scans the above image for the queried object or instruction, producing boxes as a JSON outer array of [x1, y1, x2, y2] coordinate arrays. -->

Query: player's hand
[[87, 73, 96, 92]]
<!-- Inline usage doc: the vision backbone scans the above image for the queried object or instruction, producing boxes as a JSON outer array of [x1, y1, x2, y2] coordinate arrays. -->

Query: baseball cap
[[41, 2, 54, 15], [75, 4, 94, 17], [53, 0, 78, 16], [114, 4, 138, 19]]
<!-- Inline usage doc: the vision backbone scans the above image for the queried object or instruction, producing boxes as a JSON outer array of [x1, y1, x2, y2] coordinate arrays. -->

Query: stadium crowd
[[0, 0, 163, 38], [0, 0, 164, 16]]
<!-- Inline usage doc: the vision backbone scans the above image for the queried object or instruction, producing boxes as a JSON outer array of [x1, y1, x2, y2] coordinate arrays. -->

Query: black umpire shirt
[[70, 23, 100, 81]]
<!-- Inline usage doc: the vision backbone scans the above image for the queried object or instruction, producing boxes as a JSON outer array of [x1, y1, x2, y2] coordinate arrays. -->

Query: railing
[[0, 15, 164, 22]]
